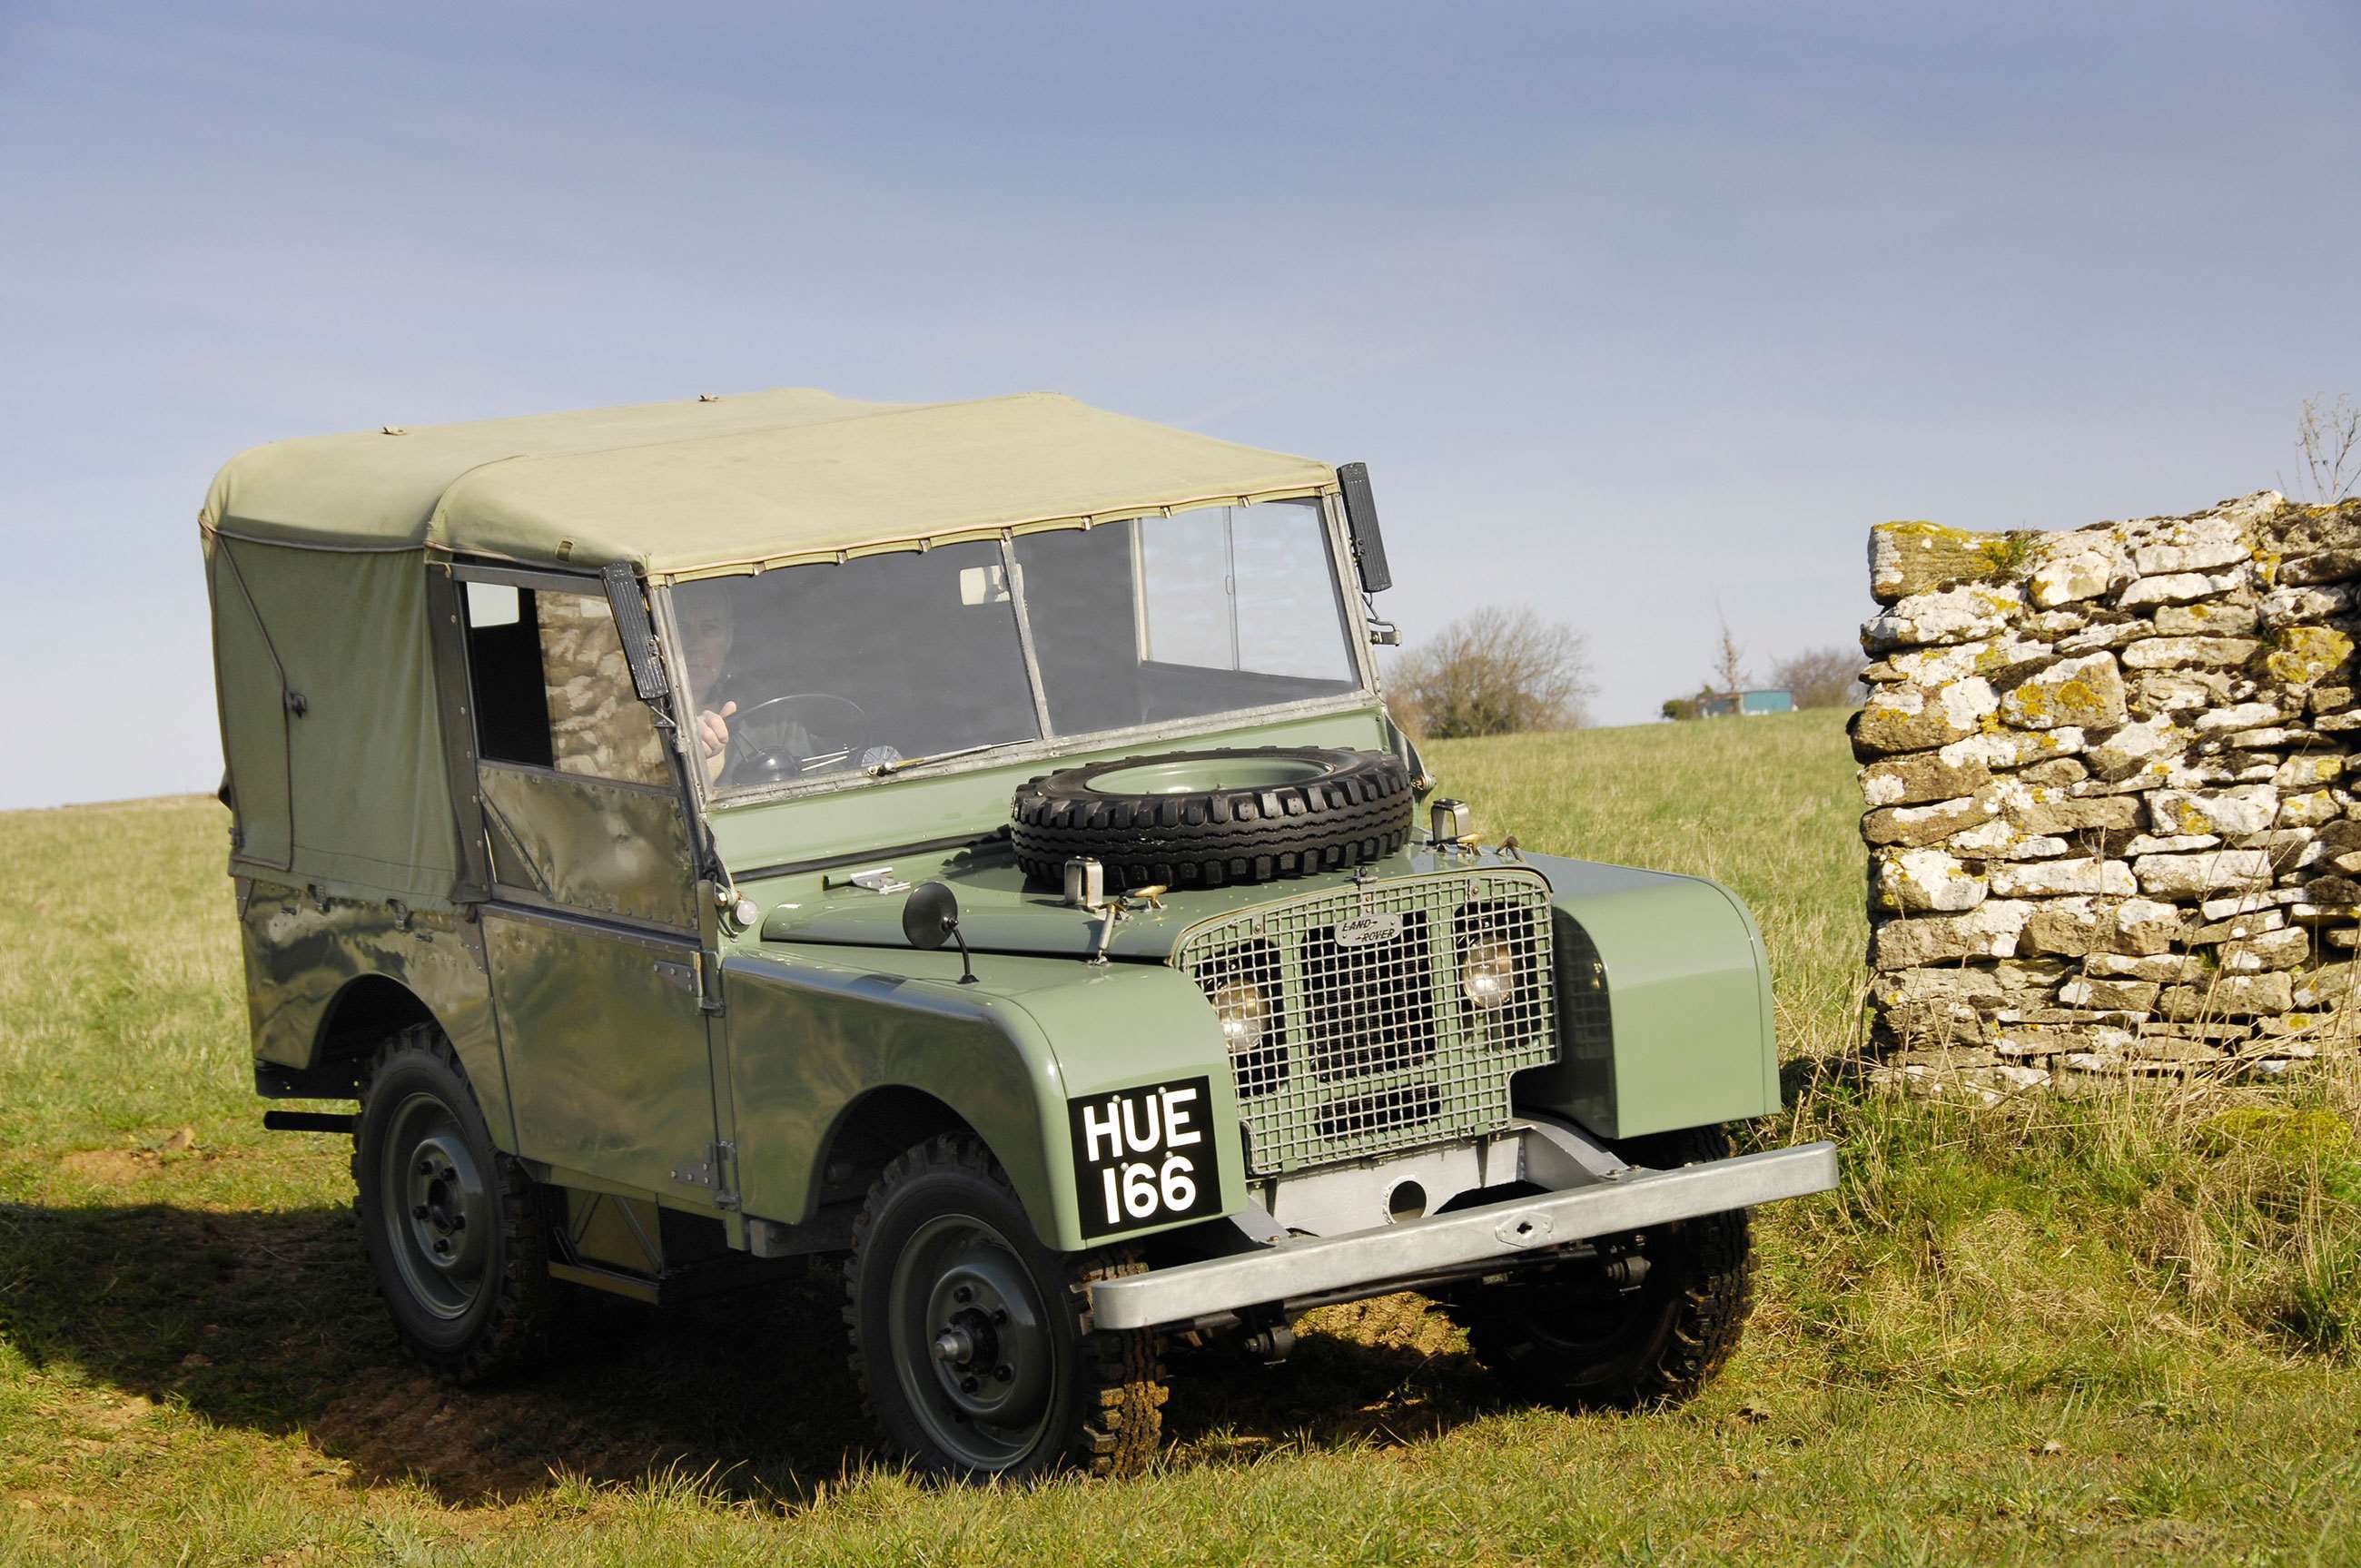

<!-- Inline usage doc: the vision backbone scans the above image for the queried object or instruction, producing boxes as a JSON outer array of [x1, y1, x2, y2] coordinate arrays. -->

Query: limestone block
[[2020, 897, 2112, 957], [1863, 793, 1997, 849], [1998, 653, 2127, 731], [2085, 717, 2187, 780], [2005, 792, 2141, 835], [2291, 963, 2361, 1008], [2154, 601, 2258, 636], [2264, 625, 2354, 687], [2026, 532, 2129, 606], [2266, 496, 2361, 557], [2120, 571, 2238, 609], [2130, 513, 2250, 575], [2277, 790, 2342, 828], [2056, 619, 2151, 655], [2123, 833, 2219, 854], [2020, 757, 2090, 787], [1873, 636, 2054, 688], [1945, 819, 2070, 859], [1855, 679, 2000, 754], [2221, 926, 2309, 972], [1869, 521, 2024, 605], [1876, 966, 2005, 1009], [2190, 703, 2287, 734], [2086, 952, 2204, 981], [1939, 727, 2085, 769], [2146, 785, 2279, 837], [1989, 857, 2137, 898], [2278, 550, 2361, 587], [2259, 584, 2356, 626], [1873, 848, 1988, 912], [2133, 849, 2276, 897], [1859, 751, 1994, 808], [1872, 902, 2033, 968], [2120, 636, 2260, 670], [2131, 670, 2231, 715], [2273, 753, 2344, 791], [2114, 898, 2186, 955], [2157, 971, 2294, 1019], [2058, 974, 2161, 1011], [1862, 587, 2023, 653]]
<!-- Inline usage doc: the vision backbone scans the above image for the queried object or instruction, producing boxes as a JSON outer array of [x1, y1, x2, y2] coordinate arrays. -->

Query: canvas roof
[[201, 389, 1337, 580]]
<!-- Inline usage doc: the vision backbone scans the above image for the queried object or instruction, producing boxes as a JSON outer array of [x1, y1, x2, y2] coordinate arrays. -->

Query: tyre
[[352, 1021, 556, 1383], [844, 1134, 1165, 1481], [1008, 745, 1415, 890], [1445, 1125, 1753, 1409]]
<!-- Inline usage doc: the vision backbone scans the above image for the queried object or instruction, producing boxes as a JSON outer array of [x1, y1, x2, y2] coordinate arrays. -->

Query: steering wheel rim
[[718, 692, 870, 785]]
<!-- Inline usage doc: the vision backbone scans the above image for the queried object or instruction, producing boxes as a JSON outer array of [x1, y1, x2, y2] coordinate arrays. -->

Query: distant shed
[[1697, 688, 1794, 718]]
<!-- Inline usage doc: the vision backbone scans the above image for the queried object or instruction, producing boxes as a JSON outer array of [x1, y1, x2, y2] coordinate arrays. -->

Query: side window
[[463, 582, 671, 787]]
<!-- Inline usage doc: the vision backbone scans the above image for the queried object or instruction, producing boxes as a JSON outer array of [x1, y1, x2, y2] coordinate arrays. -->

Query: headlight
[[1213, 981, 1268, 1052], [1461, 940, 1516, 1010]]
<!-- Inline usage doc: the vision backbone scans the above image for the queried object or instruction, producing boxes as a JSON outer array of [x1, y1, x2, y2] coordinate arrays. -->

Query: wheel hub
[[890, 1214, 1057, 1467], [380, 1096, 492, 1320]]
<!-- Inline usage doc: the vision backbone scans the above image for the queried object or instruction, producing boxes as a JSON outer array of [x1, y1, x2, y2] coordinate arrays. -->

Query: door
[[456, 570, 724, 1199]]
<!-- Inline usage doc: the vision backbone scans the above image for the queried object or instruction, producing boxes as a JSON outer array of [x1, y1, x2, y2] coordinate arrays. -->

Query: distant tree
[[1707, 611, 1748, 697], [1388, 606, 1596, 738], [1772, 646, 1867, 710], [2293, 394, 2361, 502], [1660, 695, 1700, 722]]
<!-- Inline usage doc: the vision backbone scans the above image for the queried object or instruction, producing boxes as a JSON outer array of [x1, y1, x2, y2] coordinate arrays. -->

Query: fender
[[1509, 852, 1783, 1139], [722, 943, 1247, 1252]]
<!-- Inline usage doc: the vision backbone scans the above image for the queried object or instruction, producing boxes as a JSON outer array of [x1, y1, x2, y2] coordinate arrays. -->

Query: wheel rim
[[378, 1090, 494, 1320], [888, 1211, 1058, 1471]]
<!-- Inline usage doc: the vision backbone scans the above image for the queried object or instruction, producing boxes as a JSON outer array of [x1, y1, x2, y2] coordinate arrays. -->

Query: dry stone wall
[[1857, 491, 2361, 1095]]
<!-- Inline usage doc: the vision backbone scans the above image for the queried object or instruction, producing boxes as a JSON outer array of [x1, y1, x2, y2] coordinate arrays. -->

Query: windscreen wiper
[[867, 739, 1031, 777]]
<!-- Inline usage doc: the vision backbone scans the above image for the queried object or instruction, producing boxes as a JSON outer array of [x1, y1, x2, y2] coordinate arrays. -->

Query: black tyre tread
[[1008, 745, 1414, 889], [842, 1133, 1167, 1481], [1453, 1124, 1754, 1410], [351, 1021, 556, 1386]]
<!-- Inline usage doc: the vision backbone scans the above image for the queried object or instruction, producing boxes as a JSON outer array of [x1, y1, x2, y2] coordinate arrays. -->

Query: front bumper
[[1088, 1139, 1838, 1331]]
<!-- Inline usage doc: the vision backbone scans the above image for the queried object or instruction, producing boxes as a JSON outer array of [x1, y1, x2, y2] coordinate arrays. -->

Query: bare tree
[[1388, 606, 1596, 738], [1772, 645, 1867, 709], [1708, 610, 1748, 695], [2295, 395, 2361, 503]]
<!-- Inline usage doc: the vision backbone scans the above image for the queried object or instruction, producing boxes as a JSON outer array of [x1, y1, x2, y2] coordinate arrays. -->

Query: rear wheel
[[844, 1135, 1165, 1480], [352, 1022, 556, 1382], [1445, 1125, 1753, 1409]]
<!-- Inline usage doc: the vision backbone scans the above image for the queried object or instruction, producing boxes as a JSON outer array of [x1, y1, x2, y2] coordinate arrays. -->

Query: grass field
[[5, 708, 2360, 1564]]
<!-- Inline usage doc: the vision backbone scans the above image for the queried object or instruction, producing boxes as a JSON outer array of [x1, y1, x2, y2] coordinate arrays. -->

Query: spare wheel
[[1008, 746, 1414, 889]]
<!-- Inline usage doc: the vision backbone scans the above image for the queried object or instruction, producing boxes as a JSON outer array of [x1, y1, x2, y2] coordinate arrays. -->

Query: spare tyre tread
[[1010, 745, 1414, 889]]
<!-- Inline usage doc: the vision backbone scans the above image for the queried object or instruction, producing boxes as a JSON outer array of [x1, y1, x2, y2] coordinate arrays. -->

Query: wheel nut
[[449, 1215, 466, 1231], [411, 1205, 428, 1219], [953, 1285, 973, 1304], [418, 1159, 434, 1176], [431, 1238, 449, 1255], [994, 1364, 1013, 1382], [992, 1307, 1008, 1326], [960, 1375, 979, 1394]]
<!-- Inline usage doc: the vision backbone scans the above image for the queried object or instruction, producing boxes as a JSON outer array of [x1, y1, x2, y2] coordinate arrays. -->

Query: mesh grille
[[1174, 869, 1559, 1176]]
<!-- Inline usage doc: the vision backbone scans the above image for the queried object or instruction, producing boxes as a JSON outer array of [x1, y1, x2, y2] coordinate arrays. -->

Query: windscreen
[[676, 498, 1362, 797], [1013, 498, 1360, 735], [672, 540, 1041, 794]]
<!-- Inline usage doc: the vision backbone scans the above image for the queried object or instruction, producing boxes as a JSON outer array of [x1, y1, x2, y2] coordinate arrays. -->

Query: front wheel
[[844, 1135, 1166, 1480], [352, 1022, 556, 1383], [1444, 1125, 1754, 1409]]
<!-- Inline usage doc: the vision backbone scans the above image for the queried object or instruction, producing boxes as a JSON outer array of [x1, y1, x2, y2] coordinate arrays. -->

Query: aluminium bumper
[[1089, 1140, 1839, 1332]]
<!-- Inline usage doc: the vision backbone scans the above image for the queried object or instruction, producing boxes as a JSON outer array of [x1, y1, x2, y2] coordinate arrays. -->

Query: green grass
[[5, 710, 2361, 1564]]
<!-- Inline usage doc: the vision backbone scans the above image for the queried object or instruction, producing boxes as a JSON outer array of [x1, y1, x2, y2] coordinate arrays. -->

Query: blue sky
[[5, 1, 2358, 808]]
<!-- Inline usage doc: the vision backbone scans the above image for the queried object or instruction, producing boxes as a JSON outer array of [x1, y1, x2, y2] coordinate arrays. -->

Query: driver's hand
[[696, 701, 736, 759]]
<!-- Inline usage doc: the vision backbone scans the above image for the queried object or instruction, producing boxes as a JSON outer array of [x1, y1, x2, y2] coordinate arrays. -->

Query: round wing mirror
[[902, 882, 960, 950], [902, 882, 979, 985]]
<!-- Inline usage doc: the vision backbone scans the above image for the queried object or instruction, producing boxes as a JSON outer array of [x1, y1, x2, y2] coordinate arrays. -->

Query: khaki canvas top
[[202, 389, 1337, 582]]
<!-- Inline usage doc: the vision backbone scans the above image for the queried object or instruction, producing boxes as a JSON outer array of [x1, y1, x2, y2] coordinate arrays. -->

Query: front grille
[[1173, 868, 1559, 1176]]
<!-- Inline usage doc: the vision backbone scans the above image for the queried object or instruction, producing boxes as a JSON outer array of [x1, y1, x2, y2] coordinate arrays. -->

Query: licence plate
[[1068, 1076, 1224, 1239]]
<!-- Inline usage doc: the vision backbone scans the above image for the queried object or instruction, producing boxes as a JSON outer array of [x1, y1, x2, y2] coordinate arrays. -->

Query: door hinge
[[698, 950, 725, 1014], [671, 1140, 738, 1208]]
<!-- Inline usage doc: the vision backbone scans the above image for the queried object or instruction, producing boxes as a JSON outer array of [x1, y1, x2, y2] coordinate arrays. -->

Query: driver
[[678, 594, 739, 784]]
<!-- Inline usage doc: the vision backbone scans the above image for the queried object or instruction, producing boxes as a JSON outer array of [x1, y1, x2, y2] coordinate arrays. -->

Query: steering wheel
[[719, 693, 871, 785]]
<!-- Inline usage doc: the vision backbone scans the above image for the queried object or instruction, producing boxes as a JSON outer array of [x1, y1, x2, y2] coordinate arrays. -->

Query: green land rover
[[202, 389, 1835, 1479]]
